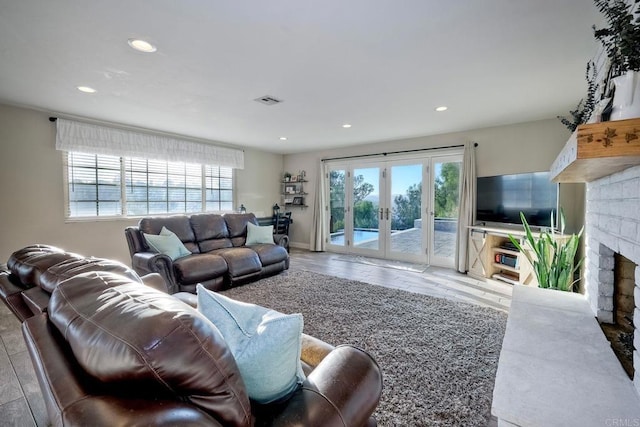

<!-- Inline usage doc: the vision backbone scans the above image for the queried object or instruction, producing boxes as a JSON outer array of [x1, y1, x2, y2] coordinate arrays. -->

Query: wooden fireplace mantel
[[550, 117, 640, 183]]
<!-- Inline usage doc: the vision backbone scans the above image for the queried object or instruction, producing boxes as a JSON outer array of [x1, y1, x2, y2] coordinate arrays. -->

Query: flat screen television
[[476, 171, 558, 228]]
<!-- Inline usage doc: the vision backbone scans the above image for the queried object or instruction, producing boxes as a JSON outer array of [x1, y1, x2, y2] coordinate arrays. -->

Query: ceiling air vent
[[254, 95, 283, 106]]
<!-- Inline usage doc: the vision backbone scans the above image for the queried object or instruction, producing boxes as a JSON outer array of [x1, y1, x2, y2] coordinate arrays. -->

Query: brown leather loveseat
[[125, 212, 289, 294], [0, 244, 167, 322], [21, 270, 383, 426]]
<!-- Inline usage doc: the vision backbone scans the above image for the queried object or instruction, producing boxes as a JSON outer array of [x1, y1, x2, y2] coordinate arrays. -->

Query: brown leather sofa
[[0, 244, 167, 322], [21, 270, 383, 426], [125, 213, 290, 294]]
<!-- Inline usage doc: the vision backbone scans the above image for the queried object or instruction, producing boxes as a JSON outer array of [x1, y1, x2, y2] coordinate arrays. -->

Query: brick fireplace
[[585, 163, 640, 391]]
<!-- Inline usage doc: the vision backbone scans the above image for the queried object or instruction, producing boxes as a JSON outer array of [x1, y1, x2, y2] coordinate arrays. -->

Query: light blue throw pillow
[[143, 226, 191, 260], [245, 222, 274, 245], [196, 284, 305, 404]]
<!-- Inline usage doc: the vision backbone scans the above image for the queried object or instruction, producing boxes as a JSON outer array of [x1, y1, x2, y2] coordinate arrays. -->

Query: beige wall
[[0, 103, 584, 261], [0, 104, 283, 264], [283, 119, 585, 247]]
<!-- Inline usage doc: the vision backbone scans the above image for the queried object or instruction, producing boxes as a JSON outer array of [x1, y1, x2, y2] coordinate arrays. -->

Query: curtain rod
[[321, 142, 477, 162]]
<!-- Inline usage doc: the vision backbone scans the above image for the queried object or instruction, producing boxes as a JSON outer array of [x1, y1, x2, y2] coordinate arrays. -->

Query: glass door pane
[[328, 167, 348, 250], [351, 166, 382, 254], [388, 162, 425, 262], [430, 156, 462, 267]]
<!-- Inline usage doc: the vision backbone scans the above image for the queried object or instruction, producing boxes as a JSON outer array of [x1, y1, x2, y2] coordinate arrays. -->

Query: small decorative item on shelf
[[285, 185, 295, 194], [290, 175, 298, 182], [284, 172, 291, 182], [300, 170, 306, 181], [292, 196, 303, 205]]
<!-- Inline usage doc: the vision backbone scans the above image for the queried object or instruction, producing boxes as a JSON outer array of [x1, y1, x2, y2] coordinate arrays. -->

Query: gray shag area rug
[[222, 270, 507, 426]]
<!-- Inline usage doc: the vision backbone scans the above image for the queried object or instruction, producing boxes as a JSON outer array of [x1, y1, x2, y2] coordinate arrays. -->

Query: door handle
[[386, 208, 390, 220], [379, 208, 384, 220]]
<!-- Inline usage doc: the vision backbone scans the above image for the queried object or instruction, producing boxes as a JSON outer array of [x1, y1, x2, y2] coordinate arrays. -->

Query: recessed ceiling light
[[76, 86, 96, 93], [435, 106, 448, 112], [342, 123, 352, 128], [280, 137, 288, 141], [127, 38, 157, 53]]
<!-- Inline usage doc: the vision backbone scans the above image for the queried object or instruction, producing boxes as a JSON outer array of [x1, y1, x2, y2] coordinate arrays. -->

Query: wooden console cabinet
[[467, 226, 569, 286]]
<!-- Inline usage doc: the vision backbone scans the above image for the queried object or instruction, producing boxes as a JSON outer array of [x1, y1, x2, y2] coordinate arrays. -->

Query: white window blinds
[[55, 118, 244, 169]]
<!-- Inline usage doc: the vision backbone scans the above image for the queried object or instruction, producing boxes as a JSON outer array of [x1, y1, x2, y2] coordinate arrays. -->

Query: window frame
[[62, 152, 236, 221]]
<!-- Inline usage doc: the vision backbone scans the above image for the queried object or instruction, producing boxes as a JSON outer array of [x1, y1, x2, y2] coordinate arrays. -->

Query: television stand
[[467, 225, 570, 287]]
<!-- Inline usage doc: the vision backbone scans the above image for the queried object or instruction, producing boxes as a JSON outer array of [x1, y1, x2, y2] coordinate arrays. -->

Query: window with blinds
[[205, 165, 234, 212], [65, 152, 234, 218]]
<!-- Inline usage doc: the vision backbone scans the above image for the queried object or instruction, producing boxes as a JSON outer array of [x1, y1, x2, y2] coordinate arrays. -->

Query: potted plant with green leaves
[[508, 210, 584, 291], [593, 0, 640, 120], [558, 61, 598, 131]]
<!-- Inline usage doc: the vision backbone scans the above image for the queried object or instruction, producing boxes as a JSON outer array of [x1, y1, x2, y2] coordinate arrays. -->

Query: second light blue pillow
[[196, 284, 305, 404], [245, 222, 274, 245]]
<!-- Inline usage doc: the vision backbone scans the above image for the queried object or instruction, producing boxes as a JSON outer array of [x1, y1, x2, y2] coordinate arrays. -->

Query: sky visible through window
[[356, 163, 428, 197]]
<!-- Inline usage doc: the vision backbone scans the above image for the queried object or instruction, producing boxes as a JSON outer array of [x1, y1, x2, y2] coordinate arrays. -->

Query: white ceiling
[[0, 0, 602, 154]]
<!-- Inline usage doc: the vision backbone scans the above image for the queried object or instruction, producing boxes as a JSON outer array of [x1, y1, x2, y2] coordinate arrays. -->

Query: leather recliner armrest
[[131, 252, 179, 294], [273, 234, 289, 248], [271, 345, 383, 427]]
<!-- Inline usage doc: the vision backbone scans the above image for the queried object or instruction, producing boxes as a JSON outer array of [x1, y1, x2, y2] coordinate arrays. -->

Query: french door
[[325, 153, 462, 267]]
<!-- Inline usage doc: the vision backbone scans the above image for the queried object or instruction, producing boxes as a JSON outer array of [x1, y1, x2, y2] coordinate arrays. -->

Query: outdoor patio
[[351, 227, 457, 258]]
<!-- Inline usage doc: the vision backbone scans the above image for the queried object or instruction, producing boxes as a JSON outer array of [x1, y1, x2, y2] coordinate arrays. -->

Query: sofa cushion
[[7, 245, 82, 287], [224, 214, 259, 247], [144, 227, 192, 260], [173, 253, 228, 285], [39, 257, 141, 293], [197, 284, 305, 404], [48, 271, 251, 427], [250, 244, 289, 267], [190, 214, 233, 252], [139, 215, 199, 253], [213, 248, 262, 278], [245, 223, 274, 245]]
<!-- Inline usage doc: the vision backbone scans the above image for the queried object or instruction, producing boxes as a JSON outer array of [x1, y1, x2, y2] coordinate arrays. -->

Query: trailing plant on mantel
[[557, 61, 598, 131], [508, 210, 584, 292], [558, 0, 640, 131], [593, 0, 640, 75]]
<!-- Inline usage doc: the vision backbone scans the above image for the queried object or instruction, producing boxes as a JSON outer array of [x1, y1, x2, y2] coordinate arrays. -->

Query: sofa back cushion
[[190, 214, 233, 252], [39, 257, 142, 293], [7, 245, 83, 288], [139, 215, 199, 253], [48, 271, 251, 427], [224, 214, 259, 247]]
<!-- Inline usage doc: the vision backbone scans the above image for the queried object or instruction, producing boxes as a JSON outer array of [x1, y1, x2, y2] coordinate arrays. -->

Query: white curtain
[[55, 118, 244, 169], [455, 142, 477, 273], [310, 161, 328, 251]]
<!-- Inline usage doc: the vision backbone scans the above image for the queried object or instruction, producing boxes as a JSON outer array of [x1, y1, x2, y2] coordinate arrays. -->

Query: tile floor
[[0, 302, 47, 426], [0, 249, 512, 426]]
